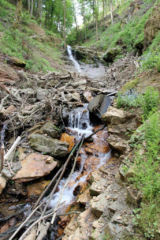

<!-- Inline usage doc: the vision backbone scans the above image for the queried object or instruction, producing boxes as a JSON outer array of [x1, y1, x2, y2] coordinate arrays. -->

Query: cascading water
[[49, 104, 111, 211], [67, 45, 81, 73]]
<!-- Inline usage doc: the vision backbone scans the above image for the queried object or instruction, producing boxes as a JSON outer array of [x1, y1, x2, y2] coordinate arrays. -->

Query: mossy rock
[[121, 78, 140, 93], [7, 57, 26, 67]]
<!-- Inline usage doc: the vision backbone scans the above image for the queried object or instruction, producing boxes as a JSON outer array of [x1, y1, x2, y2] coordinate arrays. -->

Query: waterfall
[[67, 45, 81, 73]]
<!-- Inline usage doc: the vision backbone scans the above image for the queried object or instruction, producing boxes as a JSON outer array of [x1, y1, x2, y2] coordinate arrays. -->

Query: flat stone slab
[[12, 153, 57, 182]]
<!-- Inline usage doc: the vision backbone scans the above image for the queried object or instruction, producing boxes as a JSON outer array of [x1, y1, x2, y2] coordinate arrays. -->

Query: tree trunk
[[13, 0, 22, 28], [102, 0, 105, 18], [30, 0, 33, 16], [28, 0, 30, 12], [84, 16, 87, 41], [37, 0, 42, 24], [95, 14, 98, 41], [110, 0, 113, 24], [63, 0, 66, 47]]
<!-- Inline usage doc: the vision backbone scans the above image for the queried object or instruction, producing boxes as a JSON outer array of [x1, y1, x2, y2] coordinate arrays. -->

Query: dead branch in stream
[[33, 167, 63, 209], [51, 135, 85, 225], [19, 204, 65, 240], [0, 144, 4, 173], [85, 124, 106, 140], [9, 136, 84, 240]]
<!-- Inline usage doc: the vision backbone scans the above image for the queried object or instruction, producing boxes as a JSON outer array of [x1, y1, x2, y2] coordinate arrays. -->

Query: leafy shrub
[[129, 112, 160, 199], [116, 89, 142, 109], [133, 197, 160, 239], [140, 87, 159, 119]]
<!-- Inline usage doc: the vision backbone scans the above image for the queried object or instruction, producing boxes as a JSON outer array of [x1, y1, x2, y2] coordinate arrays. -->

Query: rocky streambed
[[0, 46, 143, 240]]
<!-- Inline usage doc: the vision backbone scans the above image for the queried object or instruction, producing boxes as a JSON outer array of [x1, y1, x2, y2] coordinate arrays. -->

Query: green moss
[[121, 78, 140, 93]]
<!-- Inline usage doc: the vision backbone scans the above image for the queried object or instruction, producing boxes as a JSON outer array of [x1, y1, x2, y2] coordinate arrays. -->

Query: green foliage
[[116, 87, 159, 117], [116, 89, 142, 109], [133, 197, 160, 239], [128, 111, 160, 200], [140, 87, 159, 119], [140, 33, 160, 72]]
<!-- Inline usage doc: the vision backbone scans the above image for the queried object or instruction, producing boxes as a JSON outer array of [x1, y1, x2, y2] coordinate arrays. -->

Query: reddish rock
[[60, 133, 75, 152], [0, 222, 9, 233], [12, 153, 57, 183], [27, 180, 50, 197]]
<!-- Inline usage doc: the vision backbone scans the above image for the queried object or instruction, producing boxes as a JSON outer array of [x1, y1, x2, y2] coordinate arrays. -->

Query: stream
[[48, 104, 111, 239], [0, 46, 111, 240]]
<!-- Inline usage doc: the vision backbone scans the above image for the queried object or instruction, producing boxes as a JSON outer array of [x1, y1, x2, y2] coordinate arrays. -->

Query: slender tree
[[13, 0, 22, 28], [63, 0, 66, 45]]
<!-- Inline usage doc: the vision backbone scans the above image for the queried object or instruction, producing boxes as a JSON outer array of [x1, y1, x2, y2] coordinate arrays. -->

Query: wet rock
[[83, 91, 93, 103], [88, 94, 111, 118], [27, 180, 50, 197], [107, 135, 129, 153], [41, 121, 60, 138], [12, 153, 57, 182], [103, 48, 121, 62], [0, 176, 6, 194], [88, 94, 104, 114], [85, 141, 110, 154], [85, 137, 94, 143], [60, 133, 75, 152], [30, 134, 69, 157], [37, 88, 49, 100], [99, 95, 111, 118]]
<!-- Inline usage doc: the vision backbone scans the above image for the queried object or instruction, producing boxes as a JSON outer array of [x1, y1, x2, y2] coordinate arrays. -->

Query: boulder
[[41, 121, 60, 138], [30, 134, 69, 157], [37, 89, 49, 101], [103, 48, 121, 62], [88, 94, 111, 118], [88, 94, 104, 113], [107, 135, 129, 153], [0, 176, 6, 194], [12, 153, 57, 182], [101, 106, 126, 125]]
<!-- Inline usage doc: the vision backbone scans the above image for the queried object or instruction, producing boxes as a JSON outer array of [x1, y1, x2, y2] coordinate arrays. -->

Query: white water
[[49, 104, 111, 209], [67, 45, 81, 73]]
